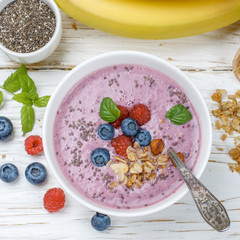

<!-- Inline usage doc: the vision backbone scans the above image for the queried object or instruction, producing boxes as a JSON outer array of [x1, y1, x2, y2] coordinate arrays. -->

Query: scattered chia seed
[[0, 0, 56, 53]]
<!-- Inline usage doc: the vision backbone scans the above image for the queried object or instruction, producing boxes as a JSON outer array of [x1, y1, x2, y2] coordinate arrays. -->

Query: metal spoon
[[167, 147, 230, 232]]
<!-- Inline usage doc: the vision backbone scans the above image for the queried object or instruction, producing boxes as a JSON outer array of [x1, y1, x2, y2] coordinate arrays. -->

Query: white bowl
[[43, 51, 212, 217], [0, 0, 62, 64]]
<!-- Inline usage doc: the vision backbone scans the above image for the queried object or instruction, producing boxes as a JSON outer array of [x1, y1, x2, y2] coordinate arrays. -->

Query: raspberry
[[43, 188, 65, 213], [111, 134, 132, 157], [129, 104, 151, 126], [111, 105, 128, 128], [25, 135, 43, 155]]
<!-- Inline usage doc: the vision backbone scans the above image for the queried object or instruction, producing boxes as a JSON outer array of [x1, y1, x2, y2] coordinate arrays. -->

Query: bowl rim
[[43, 51, 212, 217], [0, 0, 62, 57]]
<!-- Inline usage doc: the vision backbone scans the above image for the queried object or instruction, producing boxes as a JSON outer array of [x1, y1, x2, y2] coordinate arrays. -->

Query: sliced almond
[[109, 182, 118, 188]]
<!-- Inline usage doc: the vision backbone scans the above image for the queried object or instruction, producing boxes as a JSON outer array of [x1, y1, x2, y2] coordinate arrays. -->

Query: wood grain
[[0, 11, 240, 240]]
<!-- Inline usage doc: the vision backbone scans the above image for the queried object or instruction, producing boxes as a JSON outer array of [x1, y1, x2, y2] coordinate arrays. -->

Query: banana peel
[[55, 0, 240, 39]]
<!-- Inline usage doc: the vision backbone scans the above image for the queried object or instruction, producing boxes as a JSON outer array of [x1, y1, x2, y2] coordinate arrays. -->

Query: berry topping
[[121, 118, 139, 137], [25, 135, 43, 155], [98, 124, 115, 140], [134, 129, 152, 146], [25, 162, 47, 185], [0, 116, 13, 141], [110, 105, 128, 128], [91, 148, 110, 167], [91, 212, 111, 231], [43, 188, 65, 213], [129, 104, 151, 126], [0, 163, 19, 183], [111, 134, 132, 157]]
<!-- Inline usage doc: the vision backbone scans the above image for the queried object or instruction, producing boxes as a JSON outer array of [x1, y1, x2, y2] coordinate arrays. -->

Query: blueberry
[[91, 148, 110, 167], [134, 129, 152, 146], [0, 116, 13, 141], [98, 124, 115, 140], [25, 162, 47, 185], [121, 118, 139, 136], [91, 212, 111, 231], [0, 163, 19, 183]]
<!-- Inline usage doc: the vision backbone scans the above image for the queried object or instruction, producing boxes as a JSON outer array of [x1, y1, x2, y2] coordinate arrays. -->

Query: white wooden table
[[0, 11, 240, 240]]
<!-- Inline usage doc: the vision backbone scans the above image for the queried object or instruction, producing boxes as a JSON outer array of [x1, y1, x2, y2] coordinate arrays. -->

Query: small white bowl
[[0, 0, 62, 64], [43, 51, 212, 217]]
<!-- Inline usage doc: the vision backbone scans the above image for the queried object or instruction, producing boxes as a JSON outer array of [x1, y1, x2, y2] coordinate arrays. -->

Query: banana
[[55, 0, 240, 39]]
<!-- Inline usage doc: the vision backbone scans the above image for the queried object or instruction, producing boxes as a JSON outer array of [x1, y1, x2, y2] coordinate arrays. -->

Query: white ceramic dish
[[43, 51, 212, 217], [0, 0, 62, 64]]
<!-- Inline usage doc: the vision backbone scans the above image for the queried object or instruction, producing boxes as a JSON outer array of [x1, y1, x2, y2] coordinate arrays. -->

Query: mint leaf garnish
[[0, 91, 3, 106], [3, 65, 27, 93], [100, 97, 120, 122], [19, 74, 37, 99], [34, 96, 50, 108], [165, 104, 192, 125], [21, 105, 35, 135], [13, 92, 33, 106]]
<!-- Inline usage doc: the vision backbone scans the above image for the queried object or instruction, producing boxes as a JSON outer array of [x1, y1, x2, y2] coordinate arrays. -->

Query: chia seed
[[0, 0, 56, 53]]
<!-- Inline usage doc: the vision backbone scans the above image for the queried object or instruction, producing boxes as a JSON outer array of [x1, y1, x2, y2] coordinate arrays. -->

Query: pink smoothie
[[53, 64, 201, 209]]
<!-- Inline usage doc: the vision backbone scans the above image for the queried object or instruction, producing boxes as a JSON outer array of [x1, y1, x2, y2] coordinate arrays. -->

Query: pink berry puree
[[53, 64, 201, 209]]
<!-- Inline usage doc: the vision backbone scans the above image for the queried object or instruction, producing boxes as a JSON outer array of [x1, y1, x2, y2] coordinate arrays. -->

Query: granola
[[108, 140, 170, 188], [211, 89, 240, 174]]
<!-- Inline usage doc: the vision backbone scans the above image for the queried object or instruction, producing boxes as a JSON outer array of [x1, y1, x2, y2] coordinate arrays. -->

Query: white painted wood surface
[[0, 11, 240, 240]]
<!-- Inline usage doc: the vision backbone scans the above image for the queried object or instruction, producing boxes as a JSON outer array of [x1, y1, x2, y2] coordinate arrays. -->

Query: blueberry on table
[[98, 124, 115, 140], [121, 118, 139, 137], [91, 148, 110, 167], [0, 163, 19, 183], [134, 129, 152, 146], [91, 212, 111, 231], [0, 116, 13, 141], [25, 162, 47, 185]]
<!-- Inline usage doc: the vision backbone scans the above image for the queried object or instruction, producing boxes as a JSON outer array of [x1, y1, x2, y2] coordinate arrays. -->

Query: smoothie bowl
[[43, 51, 212, 217]]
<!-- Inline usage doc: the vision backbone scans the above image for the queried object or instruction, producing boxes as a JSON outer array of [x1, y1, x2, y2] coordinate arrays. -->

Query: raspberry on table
[[111, 134, 132, 157], [25, 135, 43, 155], [129, 104, 151, 126], [110, 105, 128, 128], [43, 188, 65, 213]]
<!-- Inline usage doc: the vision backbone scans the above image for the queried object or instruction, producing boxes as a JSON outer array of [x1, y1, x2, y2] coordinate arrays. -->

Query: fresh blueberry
[[134, 129, 152, 146], [91, 212, 111, 231], [25, 162, 47, 185], [0, 116, 13, 141], [0, 163, 19, 183], [98, 124, 115, 140], [121, 118, 139, 136], [91, 148, 110, 167]]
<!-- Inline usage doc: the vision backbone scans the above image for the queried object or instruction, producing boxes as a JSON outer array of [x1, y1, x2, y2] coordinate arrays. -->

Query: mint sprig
[[21, 106, 35, 135], [0, 91, 3, 106], [100, 97, 120, 122], [165, 104, 192, 125], [1, 65, 50, 135]]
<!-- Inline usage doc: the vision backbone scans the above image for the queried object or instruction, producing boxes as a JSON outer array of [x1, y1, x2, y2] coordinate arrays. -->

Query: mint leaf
[[21, 105, 35, 135], [100, 97, 120, 122], [3, 65, 27, 93], [165, 104, 192, 125], [19, 74, 37, 99], [0, 91, 3, 106], [34, 96, 50, 108], [13, 92, 33, 106]]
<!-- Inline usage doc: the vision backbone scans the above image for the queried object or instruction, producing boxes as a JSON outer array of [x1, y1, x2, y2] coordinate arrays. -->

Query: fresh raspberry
[[111, 134, 132, 157], [129, 104, 151, 126], [25, 135, 43, 155], [43, 188, 65, 213], [110, 105, 128, 128]]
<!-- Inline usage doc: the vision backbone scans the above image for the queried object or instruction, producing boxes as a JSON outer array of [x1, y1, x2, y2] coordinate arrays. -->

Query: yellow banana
[[55, 0, 240, 39]]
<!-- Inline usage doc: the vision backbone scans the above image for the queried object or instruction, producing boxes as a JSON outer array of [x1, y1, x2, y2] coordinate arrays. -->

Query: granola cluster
[[211, 89, 240, 174], [108, 141, 169, 188]]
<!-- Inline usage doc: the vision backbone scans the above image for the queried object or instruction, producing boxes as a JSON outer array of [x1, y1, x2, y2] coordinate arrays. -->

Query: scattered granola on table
[[211, 89, 240, 174]]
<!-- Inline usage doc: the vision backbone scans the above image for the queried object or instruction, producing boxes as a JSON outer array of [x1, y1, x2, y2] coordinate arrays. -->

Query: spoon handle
[[167, 147, 230, 232]]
